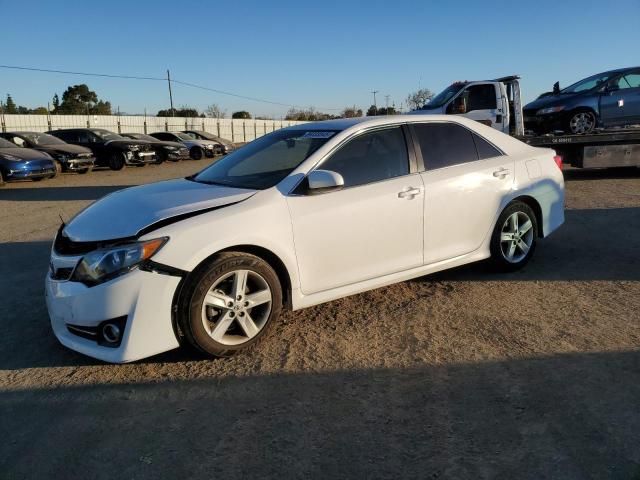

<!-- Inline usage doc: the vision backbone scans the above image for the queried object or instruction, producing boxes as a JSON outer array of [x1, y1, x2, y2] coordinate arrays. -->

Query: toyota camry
[[46, 115, 565, 363]]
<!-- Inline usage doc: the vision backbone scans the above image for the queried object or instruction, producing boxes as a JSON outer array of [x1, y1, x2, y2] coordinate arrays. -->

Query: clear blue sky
[[1, 0, 638, 117]]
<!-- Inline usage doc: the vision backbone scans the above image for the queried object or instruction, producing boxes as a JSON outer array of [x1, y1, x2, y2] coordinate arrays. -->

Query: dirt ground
[[1, 161, 639, 479]]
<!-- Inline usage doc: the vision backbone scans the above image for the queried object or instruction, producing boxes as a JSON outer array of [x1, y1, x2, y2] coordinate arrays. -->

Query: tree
[[405, 88, 434, 111], [232, 111, 252, 119], [4, 95, 18, 114], [52, 94, 60, 111], [54, 84, 112, 115], [366, 105, 378, 116], [341, 106, 363, 118], [157, 106, 200, 117], [31, 106, 49, 115], [205, 104, 226, 119]]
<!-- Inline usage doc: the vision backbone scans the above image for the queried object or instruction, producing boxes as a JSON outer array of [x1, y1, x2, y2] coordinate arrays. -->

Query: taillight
[[553, 154, 563, 170]]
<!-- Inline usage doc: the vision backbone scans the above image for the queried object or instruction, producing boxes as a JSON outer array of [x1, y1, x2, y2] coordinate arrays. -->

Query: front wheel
[[567, 110, 596, 134], [490, 201, 538, 271], [190, 146, 203, 160], [108, 152, 126, 170], [178, 252, 283, 358]]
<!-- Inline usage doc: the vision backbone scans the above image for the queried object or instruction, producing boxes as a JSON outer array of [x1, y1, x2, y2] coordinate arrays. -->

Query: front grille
[[51, 266, 74, 280]]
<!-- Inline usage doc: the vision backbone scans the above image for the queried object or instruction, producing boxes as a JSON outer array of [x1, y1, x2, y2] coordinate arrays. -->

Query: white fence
[[0, 115, 307, 143]]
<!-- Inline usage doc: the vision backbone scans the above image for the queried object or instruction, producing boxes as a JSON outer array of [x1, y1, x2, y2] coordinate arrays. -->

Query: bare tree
[[405, 88, 434, 111], [206, 104, 226, 119], [341, 106, 363, 118]]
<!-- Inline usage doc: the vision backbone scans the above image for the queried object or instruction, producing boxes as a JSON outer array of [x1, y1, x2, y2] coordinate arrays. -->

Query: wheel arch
[[510, 195, 543, 237]]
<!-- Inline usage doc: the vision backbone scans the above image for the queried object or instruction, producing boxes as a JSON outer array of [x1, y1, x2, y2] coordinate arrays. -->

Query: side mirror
[[307, 169, 344, 192], [605, 83, 620, 93]]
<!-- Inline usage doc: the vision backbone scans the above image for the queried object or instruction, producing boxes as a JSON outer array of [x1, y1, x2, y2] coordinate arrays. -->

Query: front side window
[[562, 72, 613, 93], [193, 129, 337, 190], [413, 123, 478, 170], [319, 127, 409, 187]]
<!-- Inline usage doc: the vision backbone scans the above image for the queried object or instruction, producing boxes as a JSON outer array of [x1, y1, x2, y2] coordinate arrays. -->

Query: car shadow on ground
[[563, 166, 640, 181], [2, 350, 640, 479], [0, 185, 135, 202]]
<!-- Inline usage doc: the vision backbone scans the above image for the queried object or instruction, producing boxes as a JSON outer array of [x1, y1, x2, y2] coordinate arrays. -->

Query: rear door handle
[[493, 168, 510, 179], [398, 187, 422, 199]]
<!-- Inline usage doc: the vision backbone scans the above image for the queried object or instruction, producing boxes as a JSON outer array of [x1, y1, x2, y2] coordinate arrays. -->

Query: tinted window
[[472, 133, 502, 159], [52, 131, 75, 142], [466, 84, 497, 111], [617, 72, 640, 89], [319, 127, 409, 187], [413, 123, 478, 170]]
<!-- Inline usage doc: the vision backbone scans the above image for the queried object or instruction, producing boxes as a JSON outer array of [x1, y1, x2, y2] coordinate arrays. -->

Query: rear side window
[[466, 84, 497, 111], [472, 133, 503, 159], [320, 127, 409, 187], [412, 123, 478, 170]]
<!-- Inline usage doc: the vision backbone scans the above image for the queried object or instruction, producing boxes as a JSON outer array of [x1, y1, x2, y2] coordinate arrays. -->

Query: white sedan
[[46, 115, 564, 363]]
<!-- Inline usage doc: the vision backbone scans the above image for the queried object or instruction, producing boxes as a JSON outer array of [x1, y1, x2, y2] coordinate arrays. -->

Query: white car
[[46, 115, 564, 363]]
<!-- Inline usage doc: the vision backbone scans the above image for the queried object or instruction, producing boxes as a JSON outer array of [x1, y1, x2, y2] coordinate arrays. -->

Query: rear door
[[411, 122, 514, 264]]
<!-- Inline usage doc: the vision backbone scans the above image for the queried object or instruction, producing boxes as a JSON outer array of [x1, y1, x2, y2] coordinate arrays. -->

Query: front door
[[601, 70, 640, 126], [286, 126, 424, 295]]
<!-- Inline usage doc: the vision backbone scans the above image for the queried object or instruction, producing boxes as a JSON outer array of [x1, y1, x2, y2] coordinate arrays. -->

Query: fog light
[[102, 323, 121, 344]]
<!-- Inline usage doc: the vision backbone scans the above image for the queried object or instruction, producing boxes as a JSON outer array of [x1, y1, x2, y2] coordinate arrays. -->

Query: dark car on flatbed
[[121, 133, 190, 163], [0, 131, 94, 174], [48, 128, 156, 170]]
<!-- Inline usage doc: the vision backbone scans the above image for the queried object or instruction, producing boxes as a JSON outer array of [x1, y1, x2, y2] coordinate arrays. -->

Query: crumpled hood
[[63, 178, 256, 241]]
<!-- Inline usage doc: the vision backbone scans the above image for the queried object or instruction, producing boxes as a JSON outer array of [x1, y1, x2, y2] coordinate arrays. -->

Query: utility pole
[[371, 90, 379, 111], [384, 95, 390, 114], [167, 69, 174, 116]]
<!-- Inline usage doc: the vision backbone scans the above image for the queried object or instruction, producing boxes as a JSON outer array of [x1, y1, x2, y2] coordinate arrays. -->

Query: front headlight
[[71, 237, 168, 286], [536, 106, 565, 115]]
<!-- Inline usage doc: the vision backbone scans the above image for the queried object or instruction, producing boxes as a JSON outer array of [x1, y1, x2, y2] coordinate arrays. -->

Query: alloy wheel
[[200, 269, 272, 346], [569, 112, 595, 134], [500, 211, 535, 263]]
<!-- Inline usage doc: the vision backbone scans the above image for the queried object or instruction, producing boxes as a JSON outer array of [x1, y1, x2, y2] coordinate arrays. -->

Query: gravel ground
[[1, 162, 639, 479]]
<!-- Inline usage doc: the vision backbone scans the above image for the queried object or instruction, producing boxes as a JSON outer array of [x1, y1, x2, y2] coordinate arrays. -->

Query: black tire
[[108, 152, 126, 171], [190, 146, 204, 160], [178, 252, 283, 358], [566, 108, 597, 134], [77, 167, 92, 174], [490, 201, 538, 272], [155, 150, 167, 165]]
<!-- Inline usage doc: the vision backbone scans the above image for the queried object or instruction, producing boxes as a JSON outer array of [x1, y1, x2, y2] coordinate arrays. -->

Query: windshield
[[21, 132, 66, 145], [422, 83, 466, 109], [561, 72, 613, 94], [92, 129, 124, 141], [189, 131, 224, 142], [0, 138, 17, 148], [175, 132, 194, 141], [125, 133, 155, 142], [192, 129, 337, 190]]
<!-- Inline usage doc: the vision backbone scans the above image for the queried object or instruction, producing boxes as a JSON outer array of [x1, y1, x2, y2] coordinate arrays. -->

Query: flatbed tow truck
[[413, 75, 640, 169]]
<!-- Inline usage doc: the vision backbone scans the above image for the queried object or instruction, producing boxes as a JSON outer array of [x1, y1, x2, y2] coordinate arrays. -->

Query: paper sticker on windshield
[[301, 131, 335, 139]]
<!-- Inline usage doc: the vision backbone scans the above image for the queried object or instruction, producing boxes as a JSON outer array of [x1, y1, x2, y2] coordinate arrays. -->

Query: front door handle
[[398, 187, 422, 199], [493, 168, 510, 179]]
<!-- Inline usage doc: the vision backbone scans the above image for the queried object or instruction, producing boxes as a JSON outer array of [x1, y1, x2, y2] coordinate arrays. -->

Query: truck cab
[[411, 76, 525, 136]]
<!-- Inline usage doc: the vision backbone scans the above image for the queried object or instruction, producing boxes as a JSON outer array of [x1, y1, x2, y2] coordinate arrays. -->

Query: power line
[[0, 64, 341, 111]]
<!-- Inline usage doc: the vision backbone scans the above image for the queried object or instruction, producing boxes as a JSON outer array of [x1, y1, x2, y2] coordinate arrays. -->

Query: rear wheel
[[155, 150, 167, 165], [190, 146, 204, 160], [490, 201, 538, 271], [178, 252, 282, 358], [567, 109, 596, 134], [108, 152, 126, 170]]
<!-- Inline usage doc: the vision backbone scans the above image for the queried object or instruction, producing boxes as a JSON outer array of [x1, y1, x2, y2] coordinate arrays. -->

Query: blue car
[[524, 66, 640, 134], [0, 137, 57, 186]]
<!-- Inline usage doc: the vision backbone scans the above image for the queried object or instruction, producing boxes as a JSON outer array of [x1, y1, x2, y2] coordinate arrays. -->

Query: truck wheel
[[108, 152, 126, 170], [567, 109, 596, 134], [190, 147, 204, 160], [490, 201, 538, 272], [178, 252, 283, 358]]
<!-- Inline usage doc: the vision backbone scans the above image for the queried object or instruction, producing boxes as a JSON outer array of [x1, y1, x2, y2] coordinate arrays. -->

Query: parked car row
[[0, 128, 234, 186]]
